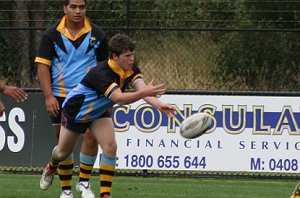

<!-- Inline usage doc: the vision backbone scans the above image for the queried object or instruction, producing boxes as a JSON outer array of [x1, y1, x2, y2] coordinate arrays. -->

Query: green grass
[[0, 174, 298, 198]]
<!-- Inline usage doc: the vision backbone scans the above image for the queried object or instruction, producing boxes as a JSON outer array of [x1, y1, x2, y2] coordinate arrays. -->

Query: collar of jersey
[[56, 16, 91, 41], [108, 59, 134, 80]]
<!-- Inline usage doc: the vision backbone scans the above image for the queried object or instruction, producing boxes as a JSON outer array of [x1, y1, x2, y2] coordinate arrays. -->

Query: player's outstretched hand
[[143, 79, 166, 98], [0, 101, 4, 116], [2, 85, 28, 102], [157, 103, 177, 118]]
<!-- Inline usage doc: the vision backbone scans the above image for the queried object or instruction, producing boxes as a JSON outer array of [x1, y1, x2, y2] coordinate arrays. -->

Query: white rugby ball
[[180, 113, 213, 139]]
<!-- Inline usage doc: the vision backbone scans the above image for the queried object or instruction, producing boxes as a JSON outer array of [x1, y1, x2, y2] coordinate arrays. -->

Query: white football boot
[[40, 163, 55, 190], [76, 181, 95, 198], [60, 190, 74, 198]]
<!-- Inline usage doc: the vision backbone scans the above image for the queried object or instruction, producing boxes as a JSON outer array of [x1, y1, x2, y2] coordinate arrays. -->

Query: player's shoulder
[[90, 21, 103, 30], [82, 62, 114, 85], [41, 22, 61, 42], [131, 63, 141, 74], [91, 62, 114, 76], [43, 22, 60, 36], [90, 22, 105, 38]]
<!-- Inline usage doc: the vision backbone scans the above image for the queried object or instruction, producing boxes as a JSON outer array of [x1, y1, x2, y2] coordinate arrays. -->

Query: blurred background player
[[35, 0, 108, 197], [0, 82, 28, 116], [40, 34, 177, 198], [291, 182, 300, 198]]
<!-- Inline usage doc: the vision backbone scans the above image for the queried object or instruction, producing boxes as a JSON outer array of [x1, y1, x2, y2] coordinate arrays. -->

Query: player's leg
[[57, 125, 79, 198], [76, 129, 98, 198], [40, 125, 80, 191], [52, 97, 75, 196], [53, 124, 75, 197], [89, 117, 117, 198]]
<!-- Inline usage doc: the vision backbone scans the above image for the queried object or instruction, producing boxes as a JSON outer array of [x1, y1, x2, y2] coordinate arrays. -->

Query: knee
[[82, 132, 98, 155], [56, 147, 71, 160], [83, 132, 98, 147], [102, 141, 117, 157]]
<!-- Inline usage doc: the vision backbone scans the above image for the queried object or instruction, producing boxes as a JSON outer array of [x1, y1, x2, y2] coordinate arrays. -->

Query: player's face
[[114, 51, 135, 71], [64, 0, 86, 24]]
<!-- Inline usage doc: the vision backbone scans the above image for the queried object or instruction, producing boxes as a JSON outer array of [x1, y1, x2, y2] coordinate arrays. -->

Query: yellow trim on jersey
[[108, 59, 134, 79], [82, 100, 94, 122], [34, 57, 52, 66], [131, 74, 143, 84], [104, 83, 118, 97], [86, 66, 91, 74], [58, 65, 67, 97], [56, 16, 92, 41], [108, 59, 134, 89]]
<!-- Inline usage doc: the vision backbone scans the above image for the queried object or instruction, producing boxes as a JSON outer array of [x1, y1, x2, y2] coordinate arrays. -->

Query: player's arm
[[0, 82, 27, 102], [97, 37, 109, 62], [0, 82, 28, 116], [35, 30, 59, 117], [133, 80, 177, 118], [109, 79, 166, 105], [94, 25, 109, 63], [37, 63, 59, 116], [0, 101, 4, 116], [37, 63, 52, 98]]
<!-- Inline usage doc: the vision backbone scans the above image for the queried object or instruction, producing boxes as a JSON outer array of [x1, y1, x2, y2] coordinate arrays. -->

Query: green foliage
[[88, 0, 127, 28], [0, 0, 300, 90], [242, 1, 300, 29], [0, 32, 20, 84], [196, 1, 239, 28], [212, 1, 300, 91], [214, 32, 300, 90], [0, 2, 11, 81]]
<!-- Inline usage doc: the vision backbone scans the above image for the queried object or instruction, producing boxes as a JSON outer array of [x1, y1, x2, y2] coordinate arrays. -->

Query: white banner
[[95, 94, 300, 173]]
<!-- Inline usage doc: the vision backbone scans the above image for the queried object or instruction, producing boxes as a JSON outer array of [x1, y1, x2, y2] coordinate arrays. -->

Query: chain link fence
[[2, 166, 300, 180], [1, 0, 300, 178], [0, 0, 300, 91], [1, 28, 300, 91]]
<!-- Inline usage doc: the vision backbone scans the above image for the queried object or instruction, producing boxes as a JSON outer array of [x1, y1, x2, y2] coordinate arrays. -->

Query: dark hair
[[64, 0, 86, 6], [109, 34, 135, 58]]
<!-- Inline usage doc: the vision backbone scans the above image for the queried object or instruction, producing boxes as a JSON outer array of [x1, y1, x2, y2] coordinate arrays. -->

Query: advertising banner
[[102, 94, 300, 173], [1, 92, 300, 173]]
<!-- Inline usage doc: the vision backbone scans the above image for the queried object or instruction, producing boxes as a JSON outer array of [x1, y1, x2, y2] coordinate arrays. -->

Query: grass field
[[0, 174, 298, 198]]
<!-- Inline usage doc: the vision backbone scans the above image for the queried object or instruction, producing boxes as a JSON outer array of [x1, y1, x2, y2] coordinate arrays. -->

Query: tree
[[8, 0, 45, 87], [212, 1, 300, 90], [29, 0, 46, 85], [10, 1, 31, 86]]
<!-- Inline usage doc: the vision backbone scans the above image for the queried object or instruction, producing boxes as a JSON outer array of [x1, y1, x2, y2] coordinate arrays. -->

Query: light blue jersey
[[35, 16, 108, 97], [62, 59, 143, 123]]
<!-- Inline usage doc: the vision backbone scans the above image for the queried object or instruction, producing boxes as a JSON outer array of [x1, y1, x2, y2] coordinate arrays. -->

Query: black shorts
[[50, 96, 65, 124], [61, 110, 112, 133]]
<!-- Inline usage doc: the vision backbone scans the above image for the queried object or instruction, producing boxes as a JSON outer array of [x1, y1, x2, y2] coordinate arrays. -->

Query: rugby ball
[[180, 113, 213, 139]]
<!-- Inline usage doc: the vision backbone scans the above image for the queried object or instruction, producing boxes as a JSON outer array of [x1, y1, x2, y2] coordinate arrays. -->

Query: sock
[[79, 152, 97, 183], [58, 153, 74, 191], [99, 154, 116, 197], [49, 146, 61, 170]]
